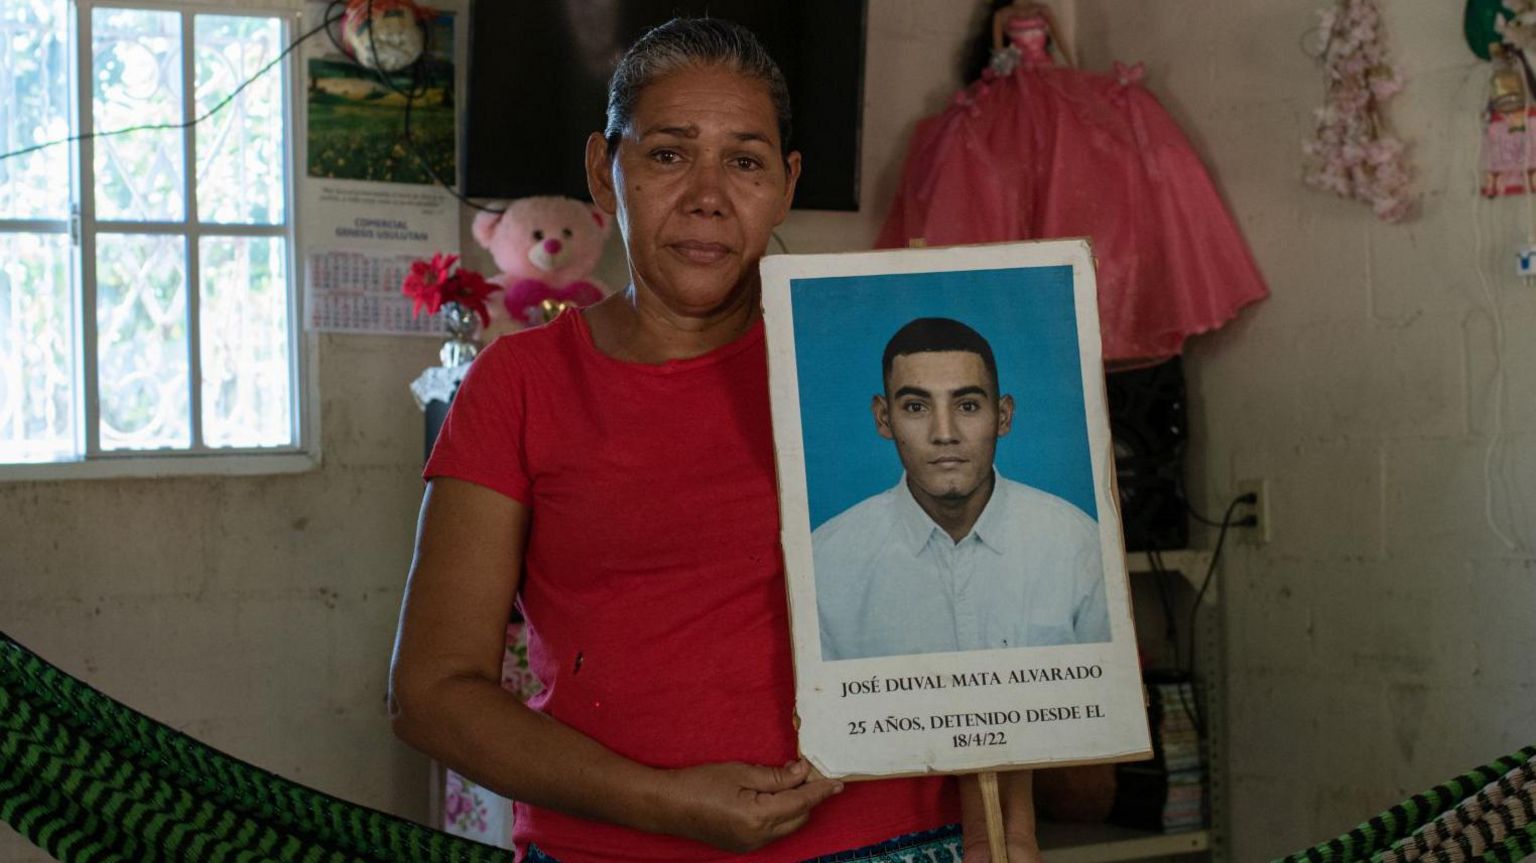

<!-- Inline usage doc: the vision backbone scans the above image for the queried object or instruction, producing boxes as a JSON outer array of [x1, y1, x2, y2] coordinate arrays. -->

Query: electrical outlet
[[1235, 478, 1269, 544], [1519, 245, 1536, 277]]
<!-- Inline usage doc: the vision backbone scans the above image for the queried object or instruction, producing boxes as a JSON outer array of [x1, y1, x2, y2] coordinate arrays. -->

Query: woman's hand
[[959, 770, 1044, 862], [656, 759, 844, 853]]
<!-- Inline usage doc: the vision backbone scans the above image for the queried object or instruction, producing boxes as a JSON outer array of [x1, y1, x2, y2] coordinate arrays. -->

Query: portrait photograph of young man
[[765, 245, 1152, 779], [772, 260, 1115, 665], [812, 316, 1110, 661]]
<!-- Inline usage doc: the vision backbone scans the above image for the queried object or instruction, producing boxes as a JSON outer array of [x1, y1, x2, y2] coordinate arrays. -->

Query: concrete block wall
[[1071, 0, 1536, 859], [0, 333, 440, 863], [0, 3, 986, 861], [0, 5, 442, 856]]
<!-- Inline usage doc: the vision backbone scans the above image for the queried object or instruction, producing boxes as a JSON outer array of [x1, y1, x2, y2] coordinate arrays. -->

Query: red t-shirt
[[424, 310, 958, 862]]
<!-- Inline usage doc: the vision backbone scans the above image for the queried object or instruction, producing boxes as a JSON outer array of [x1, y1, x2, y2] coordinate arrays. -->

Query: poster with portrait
[[762, 239, 1151, 779]]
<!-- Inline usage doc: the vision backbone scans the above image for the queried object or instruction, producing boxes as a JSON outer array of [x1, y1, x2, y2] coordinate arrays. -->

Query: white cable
[[1470, 62, 1523, 551]]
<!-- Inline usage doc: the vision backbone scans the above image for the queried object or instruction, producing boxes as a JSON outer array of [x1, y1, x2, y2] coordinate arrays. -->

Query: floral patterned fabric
[[440, 622, 542, 848]]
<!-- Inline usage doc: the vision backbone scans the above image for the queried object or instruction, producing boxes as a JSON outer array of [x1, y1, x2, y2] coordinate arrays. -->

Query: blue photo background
[[791, 265, 1097, 531]]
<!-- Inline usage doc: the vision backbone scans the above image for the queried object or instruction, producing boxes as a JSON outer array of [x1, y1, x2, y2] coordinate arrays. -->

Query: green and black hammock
[[0, 630, 511, 863], [2, 628, 1533, 863], [1272, 745, 1536, 863]]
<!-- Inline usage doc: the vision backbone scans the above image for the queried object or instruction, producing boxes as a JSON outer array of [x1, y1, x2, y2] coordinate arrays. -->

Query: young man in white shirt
[[813, 317, 1109, 661]]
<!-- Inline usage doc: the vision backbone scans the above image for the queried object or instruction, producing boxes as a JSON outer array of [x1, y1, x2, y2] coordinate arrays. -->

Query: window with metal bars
[[0, 0, 310, 478]]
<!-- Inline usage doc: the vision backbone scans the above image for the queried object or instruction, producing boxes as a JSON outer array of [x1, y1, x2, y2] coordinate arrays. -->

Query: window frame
[[1, 0, 318, 481]]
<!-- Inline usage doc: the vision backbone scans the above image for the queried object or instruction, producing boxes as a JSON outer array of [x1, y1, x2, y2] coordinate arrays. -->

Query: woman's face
[[586, 64, 801, 319]]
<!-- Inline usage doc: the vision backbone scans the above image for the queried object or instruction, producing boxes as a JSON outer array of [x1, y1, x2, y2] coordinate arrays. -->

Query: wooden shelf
[[1037, 821, 1209, 862], [1125, 550, 1213, 594], [1126, 550, 1211, 576]]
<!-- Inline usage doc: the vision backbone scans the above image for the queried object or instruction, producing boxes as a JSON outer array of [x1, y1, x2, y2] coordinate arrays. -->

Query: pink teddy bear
[[471, 196, 612, 331]]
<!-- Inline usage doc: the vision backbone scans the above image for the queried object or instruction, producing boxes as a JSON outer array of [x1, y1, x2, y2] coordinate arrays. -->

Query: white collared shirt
[[812, 472, 1109, 661]]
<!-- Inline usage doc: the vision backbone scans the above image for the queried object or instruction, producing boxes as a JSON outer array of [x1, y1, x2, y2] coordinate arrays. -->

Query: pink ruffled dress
[[878, 14, 1268, 363]]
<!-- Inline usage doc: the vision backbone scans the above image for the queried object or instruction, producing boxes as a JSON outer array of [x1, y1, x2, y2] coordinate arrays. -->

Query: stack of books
[[1109, 676, 1206, 833]]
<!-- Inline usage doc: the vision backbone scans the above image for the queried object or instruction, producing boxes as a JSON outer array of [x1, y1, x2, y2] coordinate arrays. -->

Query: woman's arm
[[389, 477, 842, 852], [959, 770, 1043, 863]]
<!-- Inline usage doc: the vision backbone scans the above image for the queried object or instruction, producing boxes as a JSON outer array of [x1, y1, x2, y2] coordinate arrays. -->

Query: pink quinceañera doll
[[878, 1, 1268, 366]]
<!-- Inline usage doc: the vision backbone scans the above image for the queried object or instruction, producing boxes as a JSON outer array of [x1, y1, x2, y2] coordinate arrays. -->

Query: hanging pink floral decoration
[[1302, 0, 1418, 223]]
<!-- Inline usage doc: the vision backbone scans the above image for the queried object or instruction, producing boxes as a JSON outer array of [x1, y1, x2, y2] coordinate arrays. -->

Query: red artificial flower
[[401, 252, 501, 327], [444, 267, 497, 328], [402, 252, 458, 316]]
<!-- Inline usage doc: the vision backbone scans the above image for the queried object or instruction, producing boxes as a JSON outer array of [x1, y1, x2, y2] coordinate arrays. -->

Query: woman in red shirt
[[389, 17, 1038, 863]]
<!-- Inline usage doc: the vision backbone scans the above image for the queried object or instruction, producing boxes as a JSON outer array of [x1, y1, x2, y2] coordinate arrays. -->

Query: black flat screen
[[462, 0, 866, 211]]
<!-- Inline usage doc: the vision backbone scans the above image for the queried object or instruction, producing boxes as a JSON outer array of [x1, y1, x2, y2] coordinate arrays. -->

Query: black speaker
[[1106, 358, 1188, 552]]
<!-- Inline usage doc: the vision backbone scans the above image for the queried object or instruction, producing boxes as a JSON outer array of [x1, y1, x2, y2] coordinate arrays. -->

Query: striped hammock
[[1271, 745, 1536, 863], [2, 628, 1533, 863], [0, 630, 511, 863]]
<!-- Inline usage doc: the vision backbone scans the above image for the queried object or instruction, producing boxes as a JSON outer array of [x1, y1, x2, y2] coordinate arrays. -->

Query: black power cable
[[347, 0, 801, 233], [1183, 497, 1232, 528], [1145, 547, 1180, 659], [1180, 492, 1253, 737], [339, 0, 503, 213], [0, 2, 510, 215], [1, 3, 798, 246], [0, 5, 346, 165], [1145, 544, 1202, 745]]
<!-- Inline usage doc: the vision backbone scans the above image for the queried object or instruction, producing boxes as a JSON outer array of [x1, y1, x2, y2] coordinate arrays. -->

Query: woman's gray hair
[[603, 17, 792, 158]]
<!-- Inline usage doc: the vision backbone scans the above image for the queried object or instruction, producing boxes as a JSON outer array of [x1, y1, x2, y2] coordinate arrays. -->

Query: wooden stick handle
[[979, 770, 1009, 863]]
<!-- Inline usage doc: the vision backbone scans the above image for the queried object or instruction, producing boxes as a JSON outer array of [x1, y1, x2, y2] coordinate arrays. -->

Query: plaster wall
[[1071, 1, 1536, 859]]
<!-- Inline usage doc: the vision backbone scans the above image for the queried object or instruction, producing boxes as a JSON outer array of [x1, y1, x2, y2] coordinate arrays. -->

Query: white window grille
[[0, 0, 310, 478]]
